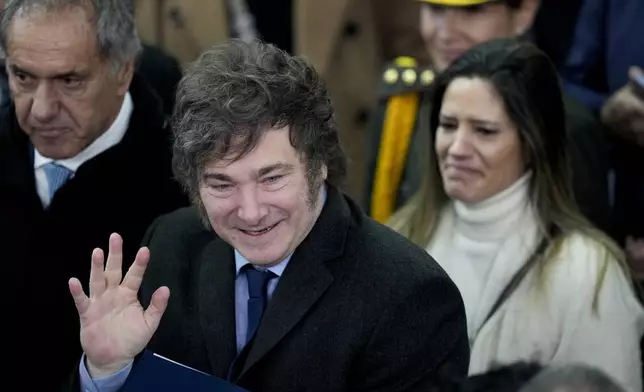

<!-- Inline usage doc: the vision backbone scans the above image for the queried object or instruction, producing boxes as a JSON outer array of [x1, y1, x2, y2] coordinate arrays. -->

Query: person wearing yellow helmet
[[418, 0, 538, 72], [365, 0, 611, 238]]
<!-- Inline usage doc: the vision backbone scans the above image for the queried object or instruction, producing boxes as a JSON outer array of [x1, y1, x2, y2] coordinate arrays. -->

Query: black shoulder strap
[[477, 234, 551, 337]]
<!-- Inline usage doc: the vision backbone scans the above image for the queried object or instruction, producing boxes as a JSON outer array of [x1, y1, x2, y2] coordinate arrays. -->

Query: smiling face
[[199, 126, 327, 266], [419, 1, 538, 72], [435, 77, 525, 203], [5, 5, 133, 159]]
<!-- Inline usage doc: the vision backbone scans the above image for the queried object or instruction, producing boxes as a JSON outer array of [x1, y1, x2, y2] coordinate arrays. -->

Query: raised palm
[[69, 233, 170, 376]]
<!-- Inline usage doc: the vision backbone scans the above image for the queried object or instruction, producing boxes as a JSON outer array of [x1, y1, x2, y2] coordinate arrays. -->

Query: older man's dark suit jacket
[[101, 185, 469, 392]]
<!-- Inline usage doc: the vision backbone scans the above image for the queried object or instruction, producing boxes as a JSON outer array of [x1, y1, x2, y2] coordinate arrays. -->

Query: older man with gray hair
[[519, 364, 627, 392], [0, 0, 188, 389]]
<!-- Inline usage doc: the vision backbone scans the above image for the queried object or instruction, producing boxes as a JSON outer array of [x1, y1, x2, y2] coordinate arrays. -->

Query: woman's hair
[[388, 38, 630, 306]]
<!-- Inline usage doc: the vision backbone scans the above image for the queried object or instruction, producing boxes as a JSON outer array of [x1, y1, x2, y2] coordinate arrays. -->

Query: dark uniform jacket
[[365, 58, 611, 234]]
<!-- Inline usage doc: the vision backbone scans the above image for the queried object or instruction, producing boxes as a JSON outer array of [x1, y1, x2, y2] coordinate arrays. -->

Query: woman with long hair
[[389, 38, 644, 392]]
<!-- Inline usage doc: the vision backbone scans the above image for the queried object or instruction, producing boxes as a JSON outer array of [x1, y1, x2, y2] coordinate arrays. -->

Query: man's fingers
[[69, 278, 91, 316], [121, 247, 151, 292], [105, 233, 124, 287], [144, 286, 170, 332], [89, 248, 106, 297]]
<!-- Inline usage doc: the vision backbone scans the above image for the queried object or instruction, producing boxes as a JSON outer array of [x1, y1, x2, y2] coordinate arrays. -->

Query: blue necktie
[[245, 266, 276, 345], [227, 266, 277, 382], [43, 162, 73, 200]]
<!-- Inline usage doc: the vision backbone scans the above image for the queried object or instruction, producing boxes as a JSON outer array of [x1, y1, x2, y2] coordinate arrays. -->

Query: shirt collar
[[234, 250, 292, 277], [233, 185, 328, 277], [33, 92, 133, 172]]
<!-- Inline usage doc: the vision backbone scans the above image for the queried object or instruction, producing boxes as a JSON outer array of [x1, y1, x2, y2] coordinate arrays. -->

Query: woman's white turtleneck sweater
[[426, 174, 644, 392]]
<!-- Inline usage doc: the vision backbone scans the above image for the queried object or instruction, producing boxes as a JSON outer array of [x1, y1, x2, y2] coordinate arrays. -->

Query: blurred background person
[[530, 0, 584, 70], [365, 0, 611, 237], [387, 39, 643, 392], [0, 0, 188, 389], [601, 66, 644, 280], [561, 0, 644, 113], [560, 0, 644, 275], [135, 43, 182, 117]]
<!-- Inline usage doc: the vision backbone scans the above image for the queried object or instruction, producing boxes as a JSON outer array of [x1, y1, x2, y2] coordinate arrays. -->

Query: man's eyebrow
[[9, 64, 84, 79], [257, 163, 294, 177], [202, 163, 294, 182], [9, 64, 33, 77], [54, 70, 84, 79], [203, 172, 234, 182]]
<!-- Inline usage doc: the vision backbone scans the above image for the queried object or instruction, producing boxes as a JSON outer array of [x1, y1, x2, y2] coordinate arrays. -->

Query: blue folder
[[120, 350, 248, 392]]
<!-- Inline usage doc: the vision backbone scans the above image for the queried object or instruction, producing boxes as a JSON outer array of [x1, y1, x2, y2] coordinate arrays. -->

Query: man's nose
[[237, 187, 269, 225], [30, 84, 59, 123], [436, 9, 460, 41]]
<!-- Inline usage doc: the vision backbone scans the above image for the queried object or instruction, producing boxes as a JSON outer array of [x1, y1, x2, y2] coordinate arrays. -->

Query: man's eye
[[263, 175, 283, 184], [211, 184, 233, 191], [62, 77, 82, 88], [463, 4, 485, 14], [15, 72, 31, 82]]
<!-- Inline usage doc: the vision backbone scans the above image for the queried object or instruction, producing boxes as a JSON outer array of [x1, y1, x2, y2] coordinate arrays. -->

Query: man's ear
[[512, 0, 540, 36], [115, 59, 135, 96], [321, 164, 328, 181]]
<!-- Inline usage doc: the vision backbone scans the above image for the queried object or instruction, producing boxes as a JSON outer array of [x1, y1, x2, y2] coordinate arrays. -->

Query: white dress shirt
[[33, 93, 133, 207]]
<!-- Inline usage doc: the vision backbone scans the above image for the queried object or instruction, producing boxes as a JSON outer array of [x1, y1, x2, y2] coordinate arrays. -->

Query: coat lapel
[[238, 185, 351, 378], [294, 0, 350, 76], [197, 238, 238, 378]]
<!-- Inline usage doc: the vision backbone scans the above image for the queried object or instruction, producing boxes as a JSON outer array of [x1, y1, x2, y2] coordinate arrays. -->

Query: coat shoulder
[[140, 207, 215, 298], [145, 206, 214, 255], [348, 213, 454, 287], [376, 56, 436, 98]]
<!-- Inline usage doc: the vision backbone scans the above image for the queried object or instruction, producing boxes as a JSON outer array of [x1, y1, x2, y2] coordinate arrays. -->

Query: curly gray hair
[[0, 0, 141, 70], [172, 39, 347, 204]]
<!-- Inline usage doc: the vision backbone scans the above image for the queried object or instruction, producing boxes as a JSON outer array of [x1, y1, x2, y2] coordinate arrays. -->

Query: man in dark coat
[[365, 0, 611, 235], [0, 1, 188, 390], [66, 39, 469, 392]]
